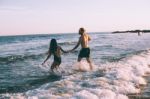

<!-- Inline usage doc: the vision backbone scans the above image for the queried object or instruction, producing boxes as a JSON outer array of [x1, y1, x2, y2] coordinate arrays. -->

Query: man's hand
[[41, 62, 45, 66]]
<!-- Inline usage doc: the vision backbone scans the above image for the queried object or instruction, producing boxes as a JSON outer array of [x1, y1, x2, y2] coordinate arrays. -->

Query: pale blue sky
[[0, 0, 150, 35]]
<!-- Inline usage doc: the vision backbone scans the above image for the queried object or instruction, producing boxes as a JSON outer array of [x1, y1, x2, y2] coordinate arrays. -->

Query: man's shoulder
[[83, 33, 90, 37], [85, 33, 90, 36]]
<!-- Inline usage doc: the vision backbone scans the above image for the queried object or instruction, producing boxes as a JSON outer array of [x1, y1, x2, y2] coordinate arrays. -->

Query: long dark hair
[[49, 39, 58, 54]]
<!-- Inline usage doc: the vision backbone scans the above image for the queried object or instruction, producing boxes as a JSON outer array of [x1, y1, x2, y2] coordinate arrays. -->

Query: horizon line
[[0, 31, 111, 37]]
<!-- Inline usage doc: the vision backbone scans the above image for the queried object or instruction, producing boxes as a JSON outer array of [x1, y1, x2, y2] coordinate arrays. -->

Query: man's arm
[[71, 38, 81, 52], [88, 35, 91, 41]]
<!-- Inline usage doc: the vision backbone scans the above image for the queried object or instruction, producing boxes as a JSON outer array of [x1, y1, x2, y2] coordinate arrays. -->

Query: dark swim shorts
[[78, 48, 90, 58]]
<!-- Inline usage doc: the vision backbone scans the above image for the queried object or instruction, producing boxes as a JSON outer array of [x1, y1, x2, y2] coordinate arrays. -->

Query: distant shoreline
[[112, 30, 150, 34]]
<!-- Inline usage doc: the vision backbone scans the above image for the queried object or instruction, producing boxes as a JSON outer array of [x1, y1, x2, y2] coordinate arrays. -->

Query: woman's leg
[[51, 62, 58, 72], [51, 61, 61, 72], [55, 64, 60, 71]]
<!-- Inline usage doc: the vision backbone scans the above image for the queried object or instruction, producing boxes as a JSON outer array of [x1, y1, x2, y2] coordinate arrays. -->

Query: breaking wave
[[1, 49, 150, 99]]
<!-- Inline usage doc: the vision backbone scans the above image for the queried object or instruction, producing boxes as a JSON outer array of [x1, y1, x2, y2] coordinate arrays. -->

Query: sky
[[0, 0, 150, 36]]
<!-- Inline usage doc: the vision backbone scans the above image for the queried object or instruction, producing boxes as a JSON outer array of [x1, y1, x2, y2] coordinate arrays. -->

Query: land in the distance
[[112, 30, 150, 34]]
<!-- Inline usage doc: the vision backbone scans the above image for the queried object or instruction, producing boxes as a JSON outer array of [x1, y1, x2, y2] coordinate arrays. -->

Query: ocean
[[0, 32, 150, 99]]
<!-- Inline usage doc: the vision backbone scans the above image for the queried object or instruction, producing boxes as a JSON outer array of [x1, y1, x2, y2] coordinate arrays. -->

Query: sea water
[[0, 32, 150, 99]]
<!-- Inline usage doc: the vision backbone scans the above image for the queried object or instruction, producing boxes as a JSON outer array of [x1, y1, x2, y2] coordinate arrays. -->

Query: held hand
[[63, 50, 71, 53], [63, 51, 68, 53], [63, 49, 74, 53], [69, 49, 74, 53], [66, 50, 72, 53], [41, 62, 45, 66]]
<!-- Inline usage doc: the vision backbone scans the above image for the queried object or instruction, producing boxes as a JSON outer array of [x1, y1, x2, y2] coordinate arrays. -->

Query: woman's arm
[[59, 46, 68, 53], [42, 52, 51, 65]]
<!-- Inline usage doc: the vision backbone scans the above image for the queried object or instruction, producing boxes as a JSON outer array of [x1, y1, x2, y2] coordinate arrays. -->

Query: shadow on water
[[0, 74, 62, 94]]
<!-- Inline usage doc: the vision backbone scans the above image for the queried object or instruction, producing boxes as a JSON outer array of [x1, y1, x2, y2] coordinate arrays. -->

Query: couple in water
[[42, 28, 93, 72]]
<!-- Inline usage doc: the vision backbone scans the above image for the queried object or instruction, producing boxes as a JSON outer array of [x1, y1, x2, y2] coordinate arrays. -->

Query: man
[[70, 27, 93, 70]]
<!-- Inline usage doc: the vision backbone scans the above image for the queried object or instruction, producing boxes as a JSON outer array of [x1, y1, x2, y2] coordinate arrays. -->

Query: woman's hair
[[49, 39, 57, 54]]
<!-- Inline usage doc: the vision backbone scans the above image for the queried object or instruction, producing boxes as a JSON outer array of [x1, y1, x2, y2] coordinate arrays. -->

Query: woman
[[42, 39, 66, 72]]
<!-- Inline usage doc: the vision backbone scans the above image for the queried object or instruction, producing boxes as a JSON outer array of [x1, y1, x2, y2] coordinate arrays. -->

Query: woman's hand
[[41, 62, 45, 66]]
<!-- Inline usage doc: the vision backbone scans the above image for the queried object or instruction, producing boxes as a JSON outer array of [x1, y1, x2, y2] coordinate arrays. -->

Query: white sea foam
[[72, 89, 128, 99], [72, 90, 99, 99], [73, 61, 97, 72], [2, 50, 150, 99]]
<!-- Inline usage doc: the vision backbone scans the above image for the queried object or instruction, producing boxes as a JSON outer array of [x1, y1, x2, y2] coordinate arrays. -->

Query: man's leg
[[78, 57, 82, 70], [78, 57, 82, 62], [86, 58, 93, 70]]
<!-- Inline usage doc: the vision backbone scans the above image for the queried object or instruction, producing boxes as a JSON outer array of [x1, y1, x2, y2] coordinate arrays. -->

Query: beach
[[0, 32, 150, 99]]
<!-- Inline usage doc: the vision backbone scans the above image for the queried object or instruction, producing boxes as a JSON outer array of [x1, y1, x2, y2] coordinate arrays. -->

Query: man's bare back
[[80, 33, 91, 48]]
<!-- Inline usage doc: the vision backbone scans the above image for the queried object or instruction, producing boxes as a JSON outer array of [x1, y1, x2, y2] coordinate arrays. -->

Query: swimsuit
[[54, 54, 61, 64], [78, 48, 90, 58]]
